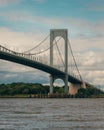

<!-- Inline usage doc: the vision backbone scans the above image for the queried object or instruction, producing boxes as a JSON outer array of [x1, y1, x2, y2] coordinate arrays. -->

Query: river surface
[[0, 98, 104, 130]]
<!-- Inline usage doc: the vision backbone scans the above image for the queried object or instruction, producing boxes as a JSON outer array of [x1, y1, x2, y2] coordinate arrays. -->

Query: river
[[0, 98, 104, 130]]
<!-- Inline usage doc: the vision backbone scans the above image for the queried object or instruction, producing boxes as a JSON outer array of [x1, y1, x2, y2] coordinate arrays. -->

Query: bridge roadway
[[0, 50, 84, 85]]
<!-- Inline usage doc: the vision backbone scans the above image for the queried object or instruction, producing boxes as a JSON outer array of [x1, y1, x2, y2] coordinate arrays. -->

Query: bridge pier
[[69, 81, 86, 95], [50, 75, 69, 94], [64, 74, 69, 94], [50, 75, 54, 93], [49, 74, 69, 94]]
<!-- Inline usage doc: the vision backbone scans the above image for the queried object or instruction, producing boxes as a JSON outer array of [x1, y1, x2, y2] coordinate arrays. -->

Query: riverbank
[[91, 94, 104, 98], [0, 94, 69, 98], [0, 93, 104, 98]]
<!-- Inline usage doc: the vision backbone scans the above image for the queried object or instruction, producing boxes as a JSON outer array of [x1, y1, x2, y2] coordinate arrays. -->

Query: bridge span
[[0, 49, 81, 84], [0, 29, 92, 94], [0, 45, 91, 94]]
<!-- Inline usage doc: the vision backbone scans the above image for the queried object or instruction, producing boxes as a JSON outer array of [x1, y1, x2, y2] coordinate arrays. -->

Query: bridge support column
[[64, 28, 68, 94], [50, 29, 69, 94], [50, 75, 54, 94], [69, 81, 86, 95], [64, 74, 69, 94]]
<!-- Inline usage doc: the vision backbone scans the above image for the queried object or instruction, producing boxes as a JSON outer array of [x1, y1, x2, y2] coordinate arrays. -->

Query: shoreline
[[0, 94, 104, 98]]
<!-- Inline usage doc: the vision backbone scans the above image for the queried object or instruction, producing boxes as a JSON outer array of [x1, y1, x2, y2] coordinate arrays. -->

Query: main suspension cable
[[28, 37, 62, 56], [68, 39, 82, 81], [23, 34, 50, 54], [0, 37, 62, 57]]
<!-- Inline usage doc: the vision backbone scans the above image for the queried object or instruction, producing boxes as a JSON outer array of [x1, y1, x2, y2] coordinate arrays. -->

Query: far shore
[[0, 94, 104, 98]]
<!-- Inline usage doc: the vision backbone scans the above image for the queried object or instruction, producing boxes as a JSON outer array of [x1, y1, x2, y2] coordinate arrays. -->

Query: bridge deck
[[0, 51, 82, 84]]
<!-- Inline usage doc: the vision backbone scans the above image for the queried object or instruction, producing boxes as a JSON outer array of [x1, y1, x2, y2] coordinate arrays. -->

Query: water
[[0, 98, 104, 130]]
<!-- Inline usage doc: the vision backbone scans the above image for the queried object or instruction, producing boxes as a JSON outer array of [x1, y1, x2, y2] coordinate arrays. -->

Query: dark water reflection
[[0, 98, 104, 130]]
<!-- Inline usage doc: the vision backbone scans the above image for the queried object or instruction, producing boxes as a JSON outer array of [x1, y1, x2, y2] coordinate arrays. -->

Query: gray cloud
[[32, 0, 45, 3], [0, 68, 49, 84], [0, 0, 21, 6]]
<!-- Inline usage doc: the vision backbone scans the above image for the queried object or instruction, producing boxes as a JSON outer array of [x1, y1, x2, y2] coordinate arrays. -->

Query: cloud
[[0, 0, 21, 6], [82, 70, 104, 85], [85, 0, 104, 12], [79, 0, 104, 12], [0, 11, 61, 26], [90, 5, 104, 12], [69, 37, 104, 86], [0, 56, 49, 84], [80, 51, 103, 66], [0, 27, 49, 50], [0, 69, 49, 84], [33, 0, 45, 3], [0, 10, 104, 38]]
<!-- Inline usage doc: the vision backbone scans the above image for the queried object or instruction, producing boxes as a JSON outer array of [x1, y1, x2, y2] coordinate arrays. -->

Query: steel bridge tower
[[50, 29, 68, 94]]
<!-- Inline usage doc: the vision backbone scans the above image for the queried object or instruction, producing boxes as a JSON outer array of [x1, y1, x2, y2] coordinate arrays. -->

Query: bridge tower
[[50, 29, 68, 94]]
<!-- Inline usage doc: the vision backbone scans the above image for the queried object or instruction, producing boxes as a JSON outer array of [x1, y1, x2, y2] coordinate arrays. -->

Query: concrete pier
[[69, 81, 86, 95]]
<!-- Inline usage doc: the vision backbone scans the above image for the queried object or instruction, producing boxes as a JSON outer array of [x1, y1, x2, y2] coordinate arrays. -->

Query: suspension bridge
[[0, 29, 92, 94]]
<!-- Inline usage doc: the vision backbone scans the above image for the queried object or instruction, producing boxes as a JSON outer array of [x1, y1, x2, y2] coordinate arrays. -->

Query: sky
[[0, 0, 104, 89]]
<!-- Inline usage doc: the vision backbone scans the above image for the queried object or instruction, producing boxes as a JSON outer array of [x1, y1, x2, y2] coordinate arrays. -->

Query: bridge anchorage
[[0, 29, 88, 95], [49, 29, 86, 95]]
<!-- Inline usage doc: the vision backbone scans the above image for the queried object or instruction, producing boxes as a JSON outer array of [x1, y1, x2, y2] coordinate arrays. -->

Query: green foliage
[[75, 87, 104, 98], [0, 83, 49, 96], [0, 83, 103, 98], [54, 86, 64, 93]]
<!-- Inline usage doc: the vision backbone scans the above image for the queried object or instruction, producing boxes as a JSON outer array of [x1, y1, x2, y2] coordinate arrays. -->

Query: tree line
[[0, 82, 103, 98], [0, 82, 64, 96]]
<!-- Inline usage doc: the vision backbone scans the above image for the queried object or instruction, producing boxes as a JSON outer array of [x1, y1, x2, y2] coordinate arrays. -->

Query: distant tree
[[78, 88, 87, 98]]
